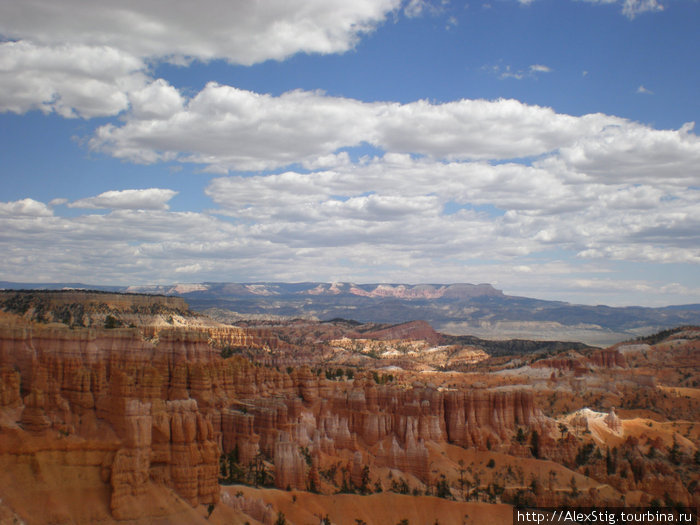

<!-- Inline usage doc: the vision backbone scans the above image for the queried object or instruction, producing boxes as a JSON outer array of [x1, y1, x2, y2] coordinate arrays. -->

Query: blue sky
[[0, 0, 699, 306]]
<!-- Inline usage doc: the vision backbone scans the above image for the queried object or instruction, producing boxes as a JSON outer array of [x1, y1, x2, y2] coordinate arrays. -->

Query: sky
[[1, 0, 699, 307]]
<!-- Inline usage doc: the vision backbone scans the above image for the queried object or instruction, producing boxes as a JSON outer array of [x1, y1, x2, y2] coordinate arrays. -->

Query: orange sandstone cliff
[[0, 316, 546, 522], [0, 300, 697, 524]]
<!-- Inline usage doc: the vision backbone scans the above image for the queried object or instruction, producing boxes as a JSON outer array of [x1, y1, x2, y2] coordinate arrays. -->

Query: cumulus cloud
[[636, 85, 653, 95], [91, 84, 378, 170], [198, 150, 700, 269], [128, 79, 185, 119], [0, 0, 401, 118], [89, 82, 700, 186], [0, 0, 663, 119], [0, 0, 400, 65], [0, 41, 147, 118], [375, 97, 596, 160], [68, 188, 178, 210], [90, 83, 628, 170], [545, 121, 700, 184], [0, 198, 53, 217], [80, 80, 700, 272]]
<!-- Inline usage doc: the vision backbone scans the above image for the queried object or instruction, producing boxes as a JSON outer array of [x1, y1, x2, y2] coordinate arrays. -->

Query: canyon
[[0, 291, 698, 524]]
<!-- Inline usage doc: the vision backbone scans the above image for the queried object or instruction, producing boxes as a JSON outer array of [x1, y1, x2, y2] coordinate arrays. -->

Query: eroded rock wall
[[0, 322, 544, 512]]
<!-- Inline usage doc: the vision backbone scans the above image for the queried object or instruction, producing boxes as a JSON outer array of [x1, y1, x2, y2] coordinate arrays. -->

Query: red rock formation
[[0, 317, 553, 520], [0, 323, 220, 519], [273, 431, 307, 490], [591, 349, 627, 368], [0, 367, 21, 406], [20, 389, 51, 434], [532, 356, 590, 375], [443, 389, 539, 448], [603, 408, 621, 433], [358, 320, 444, 345]]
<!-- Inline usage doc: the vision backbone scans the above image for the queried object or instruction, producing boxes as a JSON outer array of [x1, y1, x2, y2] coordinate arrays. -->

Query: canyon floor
[[0, 290, 698, 524]]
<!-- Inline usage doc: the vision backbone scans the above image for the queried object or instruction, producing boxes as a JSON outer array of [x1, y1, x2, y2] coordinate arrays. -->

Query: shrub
[[104, 315, 122, 329]]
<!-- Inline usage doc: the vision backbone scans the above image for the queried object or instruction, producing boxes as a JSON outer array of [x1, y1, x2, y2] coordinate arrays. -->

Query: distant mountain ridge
[[123, 281, 504, 300], [1, 281, 698, 345]]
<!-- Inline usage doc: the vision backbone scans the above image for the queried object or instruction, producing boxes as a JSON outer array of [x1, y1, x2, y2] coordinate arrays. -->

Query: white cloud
[[375, 97, 603, 160], [636, 85, 653, 95], [129, 79, 185, 119], [0, 198, 53, 217], [90, 83, 626, 170], [82, 81, 700, 270], [404, 0, 430, 17], [0, 191, 697, 306], [0, 0, 694, 310], [486, 63, 553, 80], [68, 188, 178, 210], [89, 81, 700, 186], [545, 121, 700, 184], [0, 41, 147, 118], [200, 149, 700, 267], [0, 0, 400, 66], [90, 84, 379, 170], [579, 0, 664, 19], [175, 263, 204, 274], [621, 0, 664, 18], [0, 0, 402, 118], [403, 0, 447, 18]]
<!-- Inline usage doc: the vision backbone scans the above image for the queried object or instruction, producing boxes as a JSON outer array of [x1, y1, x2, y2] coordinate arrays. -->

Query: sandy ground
[[221, 485, 514, 525]]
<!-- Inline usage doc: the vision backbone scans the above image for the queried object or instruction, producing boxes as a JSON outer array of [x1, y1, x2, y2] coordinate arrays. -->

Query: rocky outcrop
[[273, 432, 307, 490], [0, 319, 546, 520], [0, 290, 188, 312], [591, 349, 626, 368], [0, 324, 221, 519], [444, 389, 539, 448], [1, 292, 697, 524], [0, 290, 191, 328], [0, 367, 21, 406], [533, 356, 590, 375], [603, 407, 621, 433], [20, 389, 51, 434], [358, 320, 443, 345], [207, 326, 257, 349]]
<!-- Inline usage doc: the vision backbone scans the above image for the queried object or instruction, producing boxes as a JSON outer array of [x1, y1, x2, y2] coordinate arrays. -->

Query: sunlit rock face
[[0, 315, 549, 518], [1, 293, 698, 523]]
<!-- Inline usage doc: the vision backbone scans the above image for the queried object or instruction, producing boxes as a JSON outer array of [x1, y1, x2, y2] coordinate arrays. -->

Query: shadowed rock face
[[0, 320, 544, 518], [0, 324, 221, 519]]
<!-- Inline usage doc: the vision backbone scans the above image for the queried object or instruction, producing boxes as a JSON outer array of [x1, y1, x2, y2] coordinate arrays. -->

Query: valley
[[0, 290, 697, 524]]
